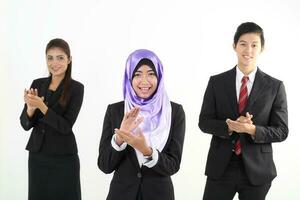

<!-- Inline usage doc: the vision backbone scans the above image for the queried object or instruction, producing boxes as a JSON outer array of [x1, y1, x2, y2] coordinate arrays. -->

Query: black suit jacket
[[20, 77, 84, 154], [98, 101, 185, 200], [199, 67, 288, 186]]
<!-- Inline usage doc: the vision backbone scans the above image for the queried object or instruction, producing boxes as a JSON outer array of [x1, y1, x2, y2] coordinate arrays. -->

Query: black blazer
[[20, 77, 84, 154], [98, 101, 185, 200], [199, 67, 288, 186]]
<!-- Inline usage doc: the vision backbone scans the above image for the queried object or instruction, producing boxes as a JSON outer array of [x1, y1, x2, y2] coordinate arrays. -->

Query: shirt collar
[[236, 66, 257, 84]]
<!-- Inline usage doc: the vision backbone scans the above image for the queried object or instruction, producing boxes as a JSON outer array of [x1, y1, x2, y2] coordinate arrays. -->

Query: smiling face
[[46, 47, 71, 78], [132, 64, 158, 99], [234, 33, 263, 72]]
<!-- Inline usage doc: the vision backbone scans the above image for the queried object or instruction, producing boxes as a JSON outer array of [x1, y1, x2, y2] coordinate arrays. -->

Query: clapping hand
[[24, 89, 39, 110], [23, 88, 47, 117], [226, 112, 256, 136], [114, 107, 145, 148], [120, 107, 144, 132], [114, 127, 152, 156]]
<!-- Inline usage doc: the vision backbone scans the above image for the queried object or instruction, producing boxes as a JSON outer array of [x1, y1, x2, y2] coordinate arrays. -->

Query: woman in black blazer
[[98, 49, 185, 200], [20, 38, 84, 200]]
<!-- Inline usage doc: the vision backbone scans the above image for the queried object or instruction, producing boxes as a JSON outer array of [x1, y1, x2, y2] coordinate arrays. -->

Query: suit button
[[42, 129, 45, 133], [232, 140, 235, 144], [137, 172, 142, 178]]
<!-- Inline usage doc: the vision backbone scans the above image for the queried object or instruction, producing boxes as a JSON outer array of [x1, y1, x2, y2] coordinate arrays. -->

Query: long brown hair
[[46, 38, 72, 107]]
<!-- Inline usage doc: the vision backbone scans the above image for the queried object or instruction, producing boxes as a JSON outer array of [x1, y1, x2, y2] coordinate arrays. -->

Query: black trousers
[[203, 154, 271, 200]]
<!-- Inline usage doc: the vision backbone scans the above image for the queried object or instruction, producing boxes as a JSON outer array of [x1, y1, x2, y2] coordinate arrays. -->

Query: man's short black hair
[[234, 22, 264, 48]]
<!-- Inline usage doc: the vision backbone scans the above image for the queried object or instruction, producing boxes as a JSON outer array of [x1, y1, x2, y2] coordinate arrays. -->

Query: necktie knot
[[242, 76, 249, 84]]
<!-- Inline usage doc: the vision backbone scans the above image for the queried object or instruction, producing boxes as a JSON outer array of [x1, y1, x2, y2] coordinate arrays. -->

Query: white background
[[1, 0, 300, 199]]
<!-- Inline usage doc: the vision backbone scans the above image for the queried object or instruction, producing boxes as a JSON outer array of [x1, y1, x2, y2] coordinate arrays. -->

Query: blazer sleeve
[[198, 77, 230, 139], [20, 80, 38, 131], [151, 104, 186, 176], [98, 105, 126, 174], [40, 83, 84, 135], [254, 82, 288, 143]]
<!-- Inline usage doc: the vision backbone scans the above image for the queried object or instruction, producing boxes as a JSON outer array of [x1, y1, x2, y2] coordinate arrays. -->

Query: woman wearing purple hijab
[[98, 49, 185, 200]]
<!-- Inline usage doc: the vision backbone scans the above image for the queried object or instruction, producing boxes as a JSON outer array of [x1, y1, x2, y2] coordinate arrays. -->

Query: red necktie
[[235, 76, 249, 155]]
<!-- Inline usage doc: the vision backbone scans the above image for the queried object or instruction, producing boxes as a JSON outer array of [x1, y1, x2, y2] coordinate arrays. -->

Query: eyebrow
[[239, 40, 259, 43], [47, 55, 65, 57], [135, 69, 155, 73]]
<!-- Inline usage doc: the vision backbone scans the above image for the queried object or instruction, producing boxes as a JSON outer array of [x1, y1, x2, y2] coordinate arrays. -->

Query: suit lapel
[[224, 67, 239, 118], [240, 69, 267, 144], [46, 81, 63, 107], [39, 77, 51, 101], [39, 76, 64, 107], [246, 68, 267, 111]]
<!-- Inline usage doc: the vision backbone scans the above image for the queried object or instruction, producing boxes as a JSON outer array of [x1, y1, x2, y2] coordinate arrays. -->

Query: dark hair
[[234, 22, 265, 48], [132, 58, 157, 79], [46, 38, 72, 107]]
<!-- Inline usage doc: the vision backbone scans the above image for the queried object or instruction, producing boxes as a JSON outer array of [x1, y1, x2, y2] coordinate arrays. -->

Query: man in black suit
[[199, 22, 288, 200]]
